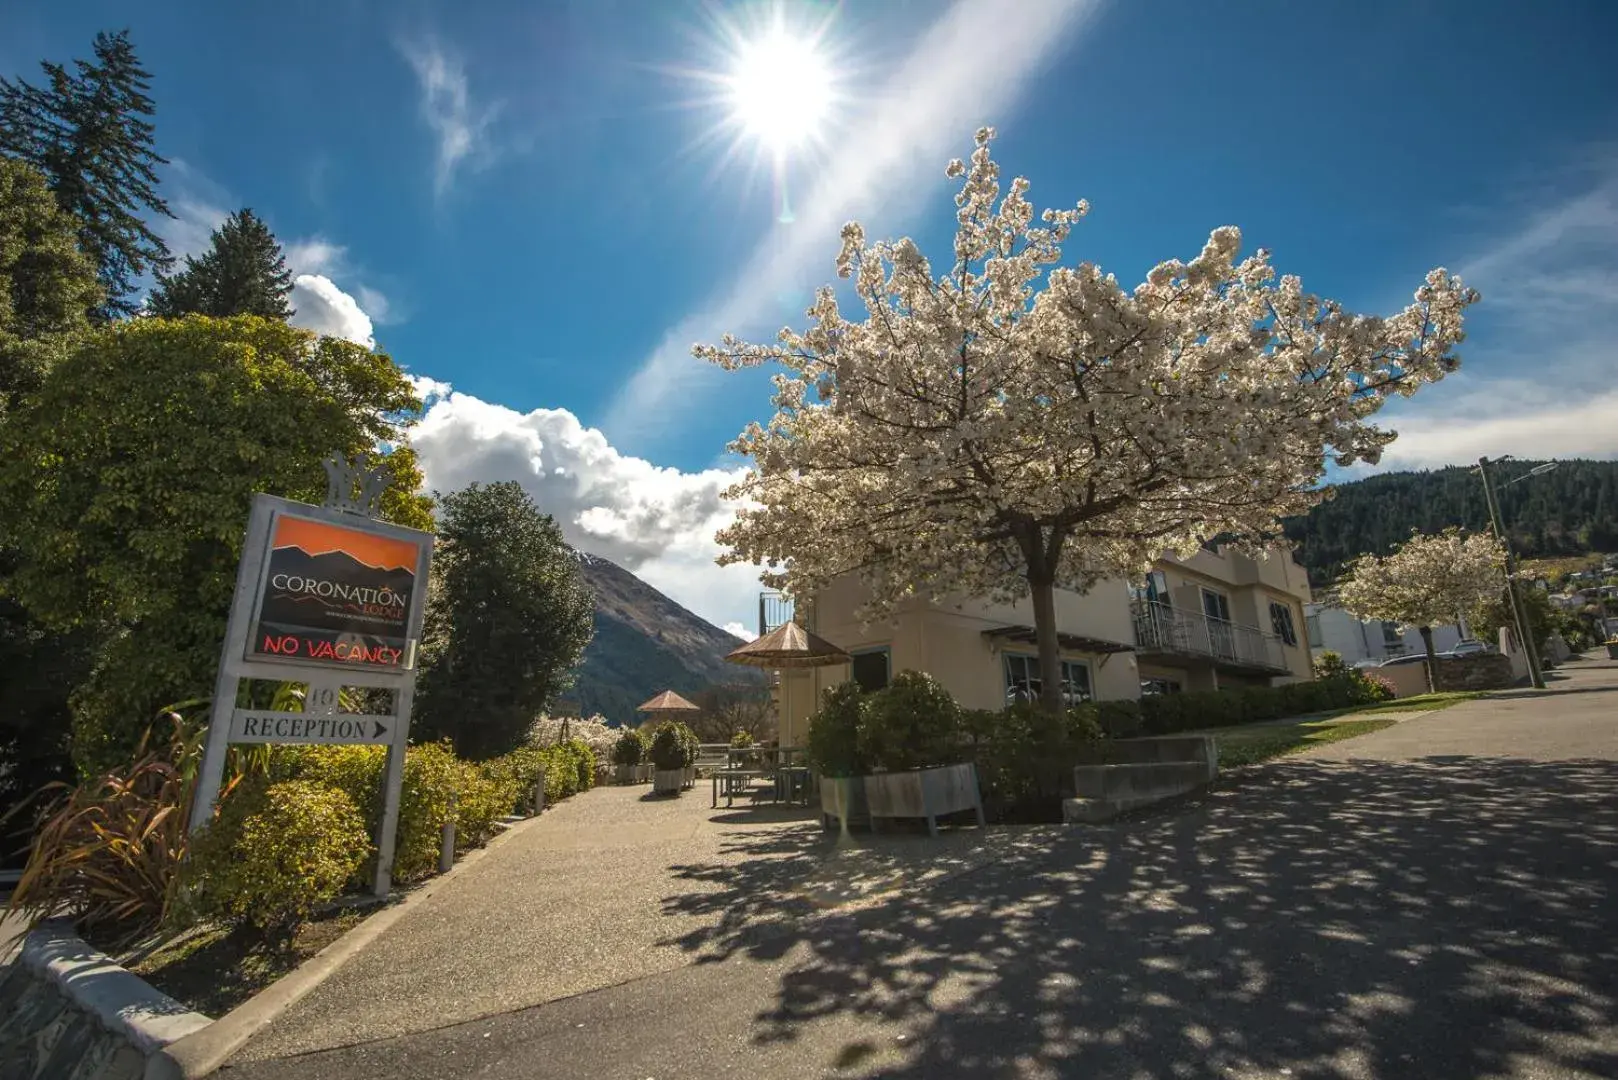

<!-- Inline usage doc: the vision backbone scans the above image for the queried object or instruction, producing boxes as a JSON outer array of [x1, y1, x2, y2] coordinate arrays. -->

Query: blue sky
[[5, 0, 1617, 633]]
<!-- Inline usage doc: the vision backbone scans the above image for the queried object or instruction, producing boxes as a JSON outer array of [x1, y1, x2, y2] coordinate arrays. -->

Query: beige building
[[770, 544, 1315, 748]]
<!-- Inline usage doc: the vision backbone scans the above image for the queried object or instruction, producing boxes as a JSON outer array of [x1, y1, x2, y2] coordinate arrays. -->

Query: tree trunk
[[1029, 575, 1065, 715], [1419, 625, 1438, 694]]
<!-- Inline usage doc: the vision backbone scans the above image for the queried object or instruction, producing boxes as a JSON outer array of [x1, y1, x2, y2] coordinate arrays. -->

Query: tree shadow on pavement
[[660, 758, 1618, 1078]]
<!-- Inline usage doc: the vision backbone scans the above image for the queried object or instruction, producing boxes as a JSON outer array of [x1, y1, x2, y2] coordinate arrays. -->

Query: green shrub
[[393, 741, 459, 882], [1094, 699, 1143, 739], [729, 730, 754, 749], [189, 779, 370, 930], [858, 670, 962, 771], [679, 725, 699, 768], [1313, 650, 1350, 679], [963, 701, 1097, 822], [648, 723, 686, 771], [806, 681, 867, 777], [610, 729, 643, 766]]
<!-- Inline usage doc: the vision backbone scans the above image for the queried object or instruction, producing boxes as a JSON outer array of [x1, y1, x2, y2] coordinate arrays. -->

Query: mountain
[[1282, 459, 1618, 587], [567, 553, 764, 724]]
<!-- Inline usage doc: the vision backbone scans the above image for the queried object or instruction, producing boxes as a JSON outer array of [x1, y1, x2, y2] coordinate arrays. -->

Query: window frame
[[1141, 677, 1182, 696], [849, 646, 891, 693], [1200, 587, 1232, 623], [1269, 601, 1299, 647], [1003, 652, 1093, 705]]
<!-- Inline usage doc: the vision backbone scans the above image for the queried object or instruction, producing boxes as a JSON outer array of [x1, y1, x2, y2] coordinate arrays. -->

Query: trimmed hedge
[[1139, 673, 1392, 735]]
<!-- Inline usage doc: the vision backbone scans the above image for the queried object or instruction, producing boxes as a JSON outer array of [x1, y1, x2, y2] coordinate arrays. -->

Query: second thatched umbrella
[[726, 621, 852, 756], [724, 621, 851, 670]]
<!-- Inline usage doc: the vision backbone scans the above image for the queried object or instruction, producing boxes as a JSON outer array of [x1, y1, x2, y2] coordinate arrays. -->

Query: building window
[[1380, 621, 1402, 649], [850, 648, 890, 693], [1269, 601, 1298, 646], [1004, 654, 1091, 705], [1141, 678, 1181, 695], [1130, 570, 1171, 607], [1201, 588, 1231, 623], [1305, 613, 1323, 649]]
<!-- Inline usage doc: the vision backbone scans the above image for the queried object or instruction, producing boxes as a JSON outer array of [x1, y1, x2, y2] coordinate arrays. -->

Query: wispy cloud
[[1370, 154, 1618, 471], [399, 35, 500, 199], [603, 0, 1105, 445]]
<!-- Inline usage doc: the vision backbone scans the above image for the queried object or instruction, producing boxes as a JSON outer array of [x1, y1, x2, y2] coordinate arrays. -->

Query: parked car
[[1378, 653, 1428, 667]]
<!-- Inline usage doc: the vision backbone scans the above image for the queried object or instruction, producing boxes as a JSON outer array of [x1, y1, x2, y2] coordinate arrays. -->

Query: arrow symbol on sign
[[373, 720, 387, 739]]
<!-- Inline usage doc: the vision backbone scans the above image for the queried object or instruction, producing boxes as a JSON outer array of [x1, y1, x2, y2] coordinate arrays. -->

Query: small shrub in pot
[[806, 681, 868, 777], [858, 670, 962, 772]]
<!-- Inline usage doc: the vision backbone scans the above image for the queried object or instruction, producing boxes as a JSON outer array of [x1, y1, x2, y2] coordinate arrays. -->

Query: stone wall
[[0, 960, 144, 1080], [1433, 653, 1518, 692]]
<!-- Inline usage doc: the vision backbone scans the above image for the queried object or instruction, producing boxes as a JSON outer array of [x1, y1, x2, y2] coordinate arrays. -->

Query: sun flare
[[724, 24, 834, 153]]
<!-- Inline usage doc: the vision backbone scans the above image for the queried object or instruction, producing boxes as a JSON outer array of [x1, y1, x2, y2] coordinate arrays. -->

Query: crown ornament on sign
[[322, 453, 390, 517]]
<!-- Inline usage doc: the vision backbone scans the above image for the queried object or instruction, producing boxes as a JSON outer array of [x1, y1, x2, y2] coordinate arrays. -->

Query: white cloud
[[290, 274, 375, 348], [1367, 156, 1618, 472], [286, 238, 346, 277], [723, 622, 758, 642], [400, 35, 500, 199], [604, 0, 1104, 443], [408, 382, 766, 630]]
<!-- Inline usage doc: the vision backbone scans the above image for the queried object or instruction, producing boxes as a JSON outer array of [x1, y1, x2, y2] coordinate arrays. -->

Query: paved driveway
[[228, 662, 1618, 1080]]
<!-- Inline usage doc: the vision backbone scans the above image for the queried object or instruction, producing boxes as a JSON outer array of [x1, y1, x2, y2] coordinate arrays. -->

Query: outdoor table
[[711, 768, 767, 808]]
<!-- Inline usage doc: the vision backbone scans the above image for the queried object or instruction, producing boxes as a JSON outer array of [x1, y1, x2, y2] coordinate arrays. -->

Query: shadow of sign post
[[188, 455, 435, 897]]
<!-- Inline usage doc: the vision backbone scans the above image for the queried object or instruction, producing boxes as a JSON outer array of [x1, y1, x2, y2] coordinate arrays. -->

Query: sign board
[[246, 513, 424, 670], [189, 459, 434, 897], [229, 710, 394, 745]]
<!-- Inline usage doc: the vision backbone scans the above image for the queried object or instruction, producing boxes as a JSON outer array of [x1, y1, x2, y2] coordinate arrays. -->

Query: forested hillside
[[1282, 459, 1618, 587]]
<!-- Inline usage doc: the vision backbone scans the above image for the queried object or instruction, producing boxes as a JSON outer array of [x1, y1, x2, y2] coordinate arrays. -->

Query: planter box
[[819, 775, 869, 832], [635, 764, 653, 784], [1607, 643, 1618, 660], [863, 763, 985, 836], [614, 764, 635, 785], [653, 768, 684, 796]]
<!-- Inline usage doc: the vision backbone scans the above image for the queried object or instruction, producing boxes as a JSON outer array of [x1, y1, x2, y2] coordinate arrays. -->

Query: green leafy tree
[[0, 158, 101, 415], [0, 30, 172, 318], [414, 482, 595, 760], [0, 157, 104, 858], [0, 316, 432, 771], [147, 208, 294, 319]]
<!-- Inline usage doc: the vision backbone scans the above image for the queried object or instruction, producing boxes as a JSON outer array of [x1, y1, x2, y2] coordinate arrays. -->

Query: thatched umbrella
[[726, 622, 852, 750], [636, 689, 701, 719], [724, 621, 851, 670]]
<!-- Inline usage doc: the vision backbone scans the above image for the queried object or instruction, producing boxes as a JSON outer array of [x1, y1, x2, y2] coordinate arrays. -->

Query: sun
[[724, 22, 835, 154]]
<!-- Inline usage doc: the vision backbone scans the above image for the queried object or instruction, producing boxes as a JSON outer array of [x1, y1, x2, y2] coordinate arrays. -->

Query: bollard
[[532, 773, 546, 816], [438, 791, 456, 874]]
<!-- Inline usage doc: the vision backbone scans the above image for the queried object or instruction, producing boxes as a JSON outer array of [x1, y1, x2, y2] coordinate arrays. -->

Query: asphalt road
[[224, 661, 1618, 1080]]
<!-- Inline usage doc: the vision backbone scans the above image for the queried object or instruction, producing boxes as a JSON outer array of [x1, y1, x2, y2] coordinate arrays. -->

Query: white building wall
[[1307, 602, 1467, 666]]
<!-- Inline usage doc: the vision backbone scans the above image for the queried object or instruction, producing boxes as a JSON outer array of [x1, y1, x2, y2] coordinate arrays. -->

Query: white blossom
[[1335, 529, 1505, 633], [695, 131, 1479, 711]]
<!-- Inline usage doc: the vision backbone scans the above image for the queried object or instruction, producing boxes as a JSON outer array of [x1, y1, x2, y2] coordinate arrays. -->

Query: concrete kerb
[[21, 918, 212, 1053], [147, 810, 545, 1079]]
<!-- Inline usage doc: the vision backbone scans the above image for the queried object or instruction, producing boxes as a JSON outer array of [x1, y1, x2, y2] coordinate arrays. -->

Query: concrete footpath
[[231, 779, 1062, 1062], [226, 660, 1618, 1079]]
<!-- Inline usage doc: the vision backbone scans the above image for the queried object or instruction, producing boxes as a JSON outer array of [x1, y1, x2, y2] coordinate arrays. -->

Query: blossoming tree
[[698, 129, 1478, 715], [1335, 528, 1506, 692]]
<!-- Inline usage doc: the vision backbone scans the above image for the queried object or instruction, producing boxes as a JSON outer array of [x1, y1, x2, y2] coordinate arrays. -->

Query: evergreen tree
[[0, 159, 101, 415], [148, 208, 294, 319], [414, 482, 596, 760], [0, 30, 172, 318]]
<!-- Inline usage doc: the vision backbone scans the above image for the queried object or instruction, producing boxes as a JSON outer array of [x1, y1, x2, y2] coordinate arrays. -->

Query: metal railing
[[1130, 600, 1288, 673], [758, 591, 795, 637]]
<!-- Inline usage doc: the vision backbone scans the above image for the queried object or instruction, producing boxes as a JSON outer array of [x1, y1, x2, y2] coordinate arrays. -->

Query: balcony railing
[[1130, 600, 1289, 674], [758, 591, 795, 637]]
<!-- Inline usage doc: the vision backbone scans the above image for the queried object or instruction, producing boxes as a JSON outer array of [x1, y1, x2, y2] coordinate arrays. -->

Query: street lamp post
[[1476, 457, 1553, 690]]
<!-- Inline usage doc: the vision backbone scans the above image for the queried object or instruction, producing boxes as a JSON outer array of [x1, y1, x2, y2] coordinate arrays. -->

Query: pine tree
[[0, 30, 172, 319], [148, 208, 294, 319]]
